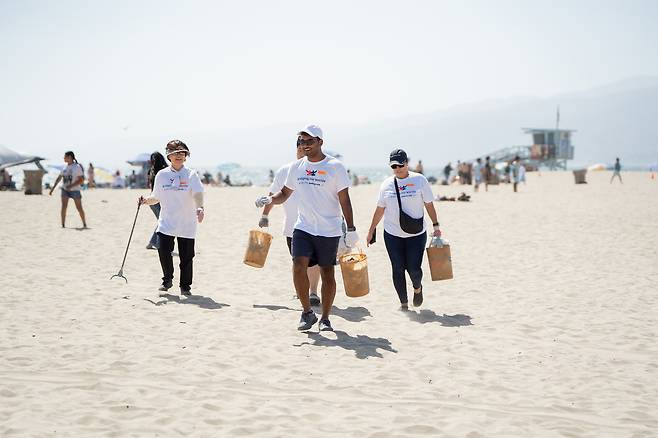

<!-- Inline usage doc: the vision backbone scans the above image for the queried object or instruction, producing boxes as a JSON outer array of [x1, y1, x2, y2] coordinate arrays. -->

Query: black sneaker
[[413, 285, 423, 307], [158, 281, 173, 291], [318, 319, 333, 332], [180, 288, 191, 296], [309, 293, 321, 306], [297, 310, 318, 331]]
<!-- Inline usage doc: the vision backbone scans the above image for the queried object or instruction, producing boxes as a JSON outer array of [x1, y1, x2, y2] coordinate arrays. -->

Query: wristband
[[261, 214, 268, 218], [347, 226, 356, 232], [433, 223, 440, 231]]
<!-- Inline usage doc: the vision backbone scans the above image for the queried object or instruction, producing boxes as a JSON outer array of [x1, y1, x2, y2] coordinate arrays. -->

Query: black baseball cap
[[389, 149, 408, 166]]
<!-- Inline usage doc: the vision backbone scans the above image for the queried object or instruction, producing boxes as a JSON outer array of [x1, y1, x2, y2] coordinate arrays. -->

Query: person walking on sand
[[484, 155, 492, 191], [145, 151, 168, 250], [139, 140, 204, 296], [473, 158, 482, 192], [87, 163, 95, 189], [259, 141, 323, 306], [255, 124, 358, 332], [611, 157, 623, 184], [365, 149, 441, 310], [49, 151, 87, 228]]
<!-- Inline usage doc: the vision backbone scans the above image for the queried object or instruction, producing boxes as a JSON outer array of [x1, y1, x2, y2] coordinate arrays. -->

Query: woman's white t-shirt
[[270, 161, 299, 238], [61, 163, 84, 191], [151, 166, 204, 239], [284, 155, 351, 237], [377, 171, 434, 238]]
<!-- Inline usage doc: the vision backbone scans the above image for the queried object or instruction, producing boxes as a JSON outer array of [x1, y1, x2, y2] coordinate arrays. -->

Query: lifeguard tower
[[522, 127, 575, 170]]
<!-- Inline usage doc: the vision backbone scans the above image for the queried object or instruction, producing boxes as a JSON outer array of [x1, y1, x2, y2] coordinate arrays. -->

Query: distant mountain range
[[327, 76, 658, 167]]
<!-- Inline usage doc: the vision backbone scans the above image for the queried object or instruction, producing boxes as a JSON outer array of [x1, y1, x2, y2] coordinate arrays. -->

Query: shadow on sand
[[405, 309, 472, 327], [253, 304, 371, 322], [293, 330, 397, 359], [144, 294, 230, 310]]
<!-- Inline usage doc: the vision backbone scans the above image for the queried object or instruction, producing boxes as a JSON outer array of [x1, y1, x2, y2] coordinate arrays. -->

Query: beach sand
[[1, 171, 657, 437]]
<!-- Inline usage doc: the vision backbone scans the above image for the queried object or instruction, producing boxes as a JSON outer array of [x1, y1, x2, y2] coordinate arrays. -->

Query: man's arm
[[337, 188, 354, 229]]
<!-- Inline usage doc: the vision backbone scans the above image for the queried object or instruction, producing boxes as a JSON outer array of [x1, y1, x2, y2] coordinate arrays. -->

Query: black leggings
[[157, 232, 195, 291], [383, 231, 427, 304]]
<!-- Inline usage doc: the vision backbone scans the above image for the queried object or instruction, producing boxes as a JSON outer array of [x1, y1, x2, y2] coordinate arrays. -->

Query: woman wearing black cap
[[366, 149, 441, 309]]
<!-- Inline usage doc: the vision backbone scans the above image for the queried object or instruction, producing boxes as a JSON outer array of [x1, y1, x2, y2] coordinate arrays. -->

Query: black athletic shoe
[[158, 281, 173, 291], [180, 288, 191, 296], [297, 310, 318, 331], [309, 293, 321, 306], [319, 319, 333, 332], [413, 285, 423, 307]]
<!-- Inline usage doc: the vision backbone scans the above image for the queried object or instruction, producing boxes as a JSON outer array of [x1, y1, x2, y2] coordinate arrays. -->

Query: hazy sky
[[2, 0, 658, 166]]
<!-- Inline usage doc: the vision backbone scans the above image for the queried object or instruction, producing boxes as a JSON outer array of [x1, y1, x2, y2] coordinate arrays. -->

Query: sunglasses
[[297, 138, 317, 146], [390, 164, 406, 169]]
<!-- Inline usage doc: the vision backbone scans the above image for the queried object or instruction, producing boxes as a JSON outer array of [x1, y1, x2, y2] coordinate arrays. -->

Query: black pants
[[157, 232, 195, 291], [383, 231, 427, 304]]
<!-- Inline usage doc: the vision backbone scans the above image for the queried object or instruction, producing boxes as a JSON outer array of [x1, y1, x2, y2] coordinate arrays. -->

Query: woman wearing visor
[[366, 149, 441, 309], [139, 140, 205, 296]]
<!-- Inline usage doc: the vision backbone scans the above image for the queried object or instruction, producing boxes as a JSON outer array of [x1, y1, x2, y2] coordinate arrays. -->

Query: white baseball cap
[[298, 124, 323, 140]]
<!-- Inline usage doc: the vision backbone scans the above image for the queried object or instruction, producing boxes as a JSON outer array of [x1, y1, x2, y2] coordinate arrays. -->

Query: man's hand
[[344, 230, 359, 247], [197, 208, 205, 223], [433, 228, 441, 237], [138, 196, 146, 205], [258, 215, 269, 228], [255, 195, 272, 208]]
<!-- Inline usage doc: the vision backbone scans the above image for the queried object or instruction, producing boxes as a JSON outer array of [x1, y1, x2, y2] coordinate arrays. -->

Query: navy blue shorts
[[61, 189, 82, 199], [291, 229, 339, 267]]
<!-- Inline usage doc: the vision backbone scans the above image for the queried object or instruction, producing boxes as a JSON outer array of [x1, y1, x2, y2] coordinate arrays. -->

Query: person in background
[[259, 141, 323, 306], [146, 151, 168, 250], [414, 160, 424, 175], [87, 163, 95, 188], [366, 149, 441, 309], [484, 156, 492, 191], [473, 158, 482, 192], [443, 162, 452, 185], [511, 156, 520, 192], [139, 140, 205, 296], [611, 157, 623, 184], [49, 151, 87, 228], [112, 170, 125, 189]]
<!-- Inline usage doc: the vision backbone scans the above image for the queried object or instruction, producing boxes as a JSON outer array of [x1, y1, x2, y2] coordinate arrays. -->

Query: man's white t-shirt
[[151, 166, 204, 239], [377, 171, 434, 238], [284, 155, 351, 237], [61, 163, 84, 191], [270, 161, 299, 238]]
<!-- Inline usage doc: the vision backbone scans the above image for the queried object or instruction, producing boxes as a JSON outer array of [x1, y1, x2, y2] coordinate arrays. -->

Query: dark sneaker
[[158, 281, 173, 291], [319, 319, 333, 332], [309, 293, 321, 306], [180, 288, 191, 296], [297, 310, 318, 331], [400, 303, 409, 311], [413, 285, 423, 307]]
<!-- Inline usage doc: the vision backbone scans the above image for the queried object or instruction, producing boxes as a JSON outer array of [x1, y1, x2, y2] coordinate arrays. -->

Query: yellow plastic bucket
[[243, 229, 273, 268], [339, 251, 370, 297]]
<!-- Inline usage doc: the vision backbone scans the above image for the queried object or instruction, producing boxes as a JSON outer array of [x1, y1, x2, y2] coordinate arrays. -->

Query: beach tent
[[127, 152, 152, 166], [0, 144, 46, 170]]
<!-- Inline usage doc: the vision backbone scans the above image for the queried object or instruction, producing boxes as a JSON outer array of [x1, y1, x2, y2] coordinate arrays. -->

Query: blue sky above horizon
[[2, 0, 658, 167]]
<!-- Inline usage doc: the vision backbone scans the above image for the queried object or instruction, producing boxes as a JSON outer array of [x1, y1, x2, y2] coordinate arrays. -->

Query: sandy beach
[[1, 170, 657, 437]]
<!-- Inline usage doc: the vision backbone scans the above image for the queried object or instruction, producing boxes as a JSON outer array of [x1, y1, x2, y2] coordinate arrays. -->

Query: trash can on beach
[[573, 169, 587, 184], [23, 169, 45, 195], [339, 250, 370, 297], [243, 229, 273, 268]]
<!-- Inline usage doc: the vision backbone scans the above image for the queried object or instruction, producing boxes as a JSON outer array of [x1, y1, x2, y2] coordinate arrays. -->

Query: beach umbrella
[[127, 152, 152, 166], [587, 163, 607, 171]]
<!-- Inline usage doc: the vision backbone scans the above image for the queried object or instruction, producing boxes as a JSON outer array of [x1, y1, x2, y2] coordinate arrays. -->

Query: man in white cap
[[256, 125, 358, 331], [258, 141, 323, 306], [139, 140, 205, 296]]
